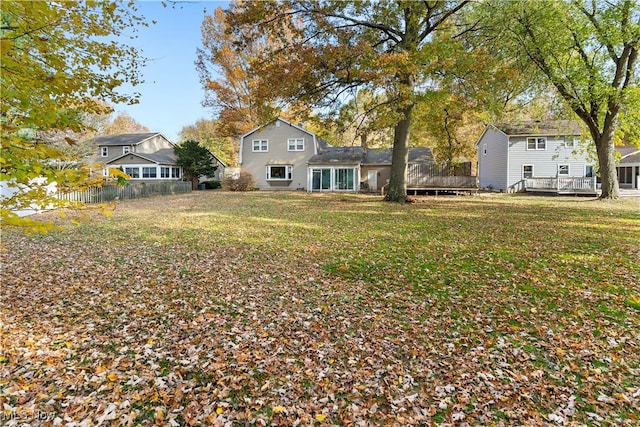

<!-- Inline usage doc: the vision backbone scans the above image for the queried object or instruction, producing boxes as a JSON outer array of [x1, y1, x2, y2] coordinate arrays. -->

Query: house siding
[[360, 165, 390, 192], [506, 136, 590, 191], [137, 135, 174, 153], [241, 120, 315, 190], [477, 127, 508, 190], [99, 135, 174, 163]]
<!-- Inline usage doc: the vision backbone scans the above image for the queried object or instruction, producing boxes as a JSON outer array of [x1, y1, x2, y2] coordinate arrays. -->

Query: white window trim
[[101, 147, 108, 157], [585, 164, 594, 178], [252, 139, 269, 152], [288, 138, 305, 151], [121, 165, 180, 180], [526, 137, 546, 150], [483, 144, 487, 156], [123, 146, 131, 154], [266, 165, 293, 180], [558, 164, 570, 176], [522, 164, 534, 179], [142, 166, 158, 179], [124, 166, 140, 179], [310, 167, 358, 192]]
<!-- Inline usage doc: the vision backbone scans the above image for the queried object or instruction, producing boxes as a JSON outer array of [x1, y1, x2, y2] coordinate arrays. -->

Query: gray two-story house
[[86, 133, 183, 181], [239, 118, 332, 191], [239, 117, 449, 193]]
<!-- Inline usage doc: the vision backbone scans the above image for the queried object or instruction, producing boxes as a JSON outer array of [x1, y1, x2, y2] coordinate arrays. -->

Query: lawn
[[1, 191, 638, 426]]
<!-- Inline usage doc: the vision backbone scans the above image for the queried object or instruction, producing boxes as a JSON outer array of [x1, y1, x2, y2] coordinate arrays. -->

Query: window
[[334, 168, 355, 190], [101, 147, 108, 157], [142, 167, 157, 178], [252, 139, 268, 152], [161, 167, 170, 178], [523, 165, 534, 179], [527, 137, 546, 150], [288, 138, 304, 151], [266, 165, 292, 180], [618, 166, 633, 184], [123, 146, 130, 154], [564, 137, 578, 148], [171, 167, 181, 178], [558, 164, 569, 175], [124, 167, 139, 178], [585, 165, 594, 178], [483, 144, 487, 156]]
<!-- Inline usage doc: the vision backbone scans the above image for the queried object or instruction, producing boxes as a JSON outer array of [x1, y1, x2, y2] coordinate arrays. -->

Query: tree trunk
[[384, 105, 412, 203], [192, 176, 199, 191], [595, 131, 620, 199]]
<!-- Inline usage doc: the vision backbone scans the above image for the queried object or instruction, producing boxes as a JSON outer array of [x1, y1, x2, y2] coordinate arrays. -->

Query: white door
[[368, 170, 377, 191]]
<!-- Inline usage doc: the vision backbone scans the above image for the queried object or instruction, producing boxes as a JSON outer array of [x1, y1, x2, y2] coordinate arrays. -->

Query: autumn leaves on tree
[[1, 1, 148, 229], [198, 0, 638, 200]]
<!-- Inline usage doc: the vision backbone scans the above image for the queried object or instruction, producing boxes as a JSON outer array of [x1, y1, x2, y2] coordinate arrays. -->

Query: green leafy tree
[[476, 0, 639, 199], [222, 0, 469, 203], [175, 140, 219, 190], [1, 1, 148, 230]]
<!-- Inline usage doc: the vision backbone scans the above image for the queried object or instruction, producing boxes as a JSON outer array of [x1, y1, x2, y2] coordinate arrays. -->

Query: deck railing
[[407, 163, 477, 188], [525, 176, 597, 193], [57, 181, 192, 204]]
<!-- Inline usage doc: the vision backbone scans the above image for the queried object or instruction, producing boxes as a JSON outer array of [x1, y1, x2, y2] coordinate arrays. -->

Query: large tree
[[196, 7, 282, 137], [477, 0, 639, 199], [221, 0, 469, 203], [1, 1, 147, 229]]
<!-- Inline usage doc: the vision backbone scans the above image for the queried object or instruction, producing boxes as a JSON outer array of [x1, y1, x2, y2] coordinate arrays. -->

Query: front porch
[[525, 176, 598, 195]]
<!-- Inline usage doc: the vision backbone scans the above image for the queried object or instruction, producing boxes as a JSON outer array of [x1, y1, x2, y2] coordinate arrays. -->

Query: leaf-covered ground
[[1, 192, 639, 426]]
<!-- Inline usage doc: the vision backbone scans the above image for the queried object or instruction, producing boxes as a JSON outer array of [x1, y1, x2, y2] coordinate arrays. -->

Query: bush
[[223, 171, 256, 191], [203, 180, 221, 189]]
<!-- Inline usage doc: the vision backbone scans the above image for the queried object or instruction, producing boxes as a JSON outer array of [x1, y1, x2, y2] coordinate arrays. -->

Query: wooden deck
[[379, 175, 479, 196], [525, 177, 597, 195]]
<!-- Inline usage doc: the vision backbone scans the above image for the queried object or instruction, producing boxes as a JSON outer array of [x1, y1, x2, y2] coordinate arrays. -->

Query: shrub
[[223, 171, 256, 191], [203, 180, 221, 189]]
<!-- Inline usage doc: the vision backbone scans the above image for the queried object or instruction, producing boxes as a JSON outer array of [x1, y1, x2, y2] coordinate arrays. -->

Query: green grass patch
[[1, 192, 638, 425]]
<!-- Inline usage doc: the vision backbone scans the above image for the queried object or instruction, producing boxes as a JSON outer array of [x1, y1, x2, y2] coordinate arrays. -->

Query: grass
[[1, 191, 639, 426]]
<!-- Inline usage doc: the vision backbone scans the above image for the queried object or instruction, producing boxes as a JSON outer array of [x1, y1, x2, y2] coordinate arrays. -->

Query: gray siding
[[240, 119, 316, 190], [507, 136, 592, 191], [477, 127, 509, 190], [99, 135, 174, 163], [137, 135, 174, 153]]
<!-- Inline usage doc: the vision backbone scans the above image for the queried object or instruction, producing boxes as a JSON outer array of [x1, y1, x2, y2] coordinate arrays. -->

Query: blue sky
[[114, 1, 229, 142]]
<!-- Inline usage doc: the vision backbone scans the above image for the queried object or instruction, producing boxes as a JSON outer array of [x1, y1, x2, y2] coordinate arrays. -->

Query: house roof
[[308, 146, 364, 165], [106, 149, 177, 165], [493, 120, 582, 136], [308, 146, 435, 165], [87, 133, 168, 146], [618, 146, 640, 165]]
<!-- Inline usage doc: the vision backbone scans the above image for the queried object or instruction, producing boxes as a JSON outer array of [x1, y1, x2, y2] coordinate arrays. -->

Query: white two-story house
[[476, 120, 596, 193]]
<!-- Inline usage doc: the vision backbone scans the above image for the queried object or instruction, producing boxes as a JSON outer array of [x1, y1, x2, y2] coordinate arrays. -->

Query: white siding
[[477, 127, 509, 190], [507, 137, 591, 191]]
